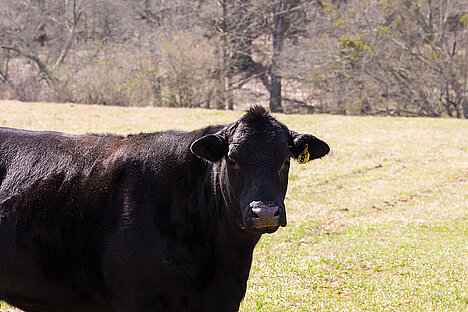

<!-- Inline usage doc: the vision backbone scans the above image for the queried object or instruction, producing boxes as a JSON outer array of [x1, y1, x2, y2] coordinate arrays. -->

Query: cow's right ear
[[191, 134, 228, 162]]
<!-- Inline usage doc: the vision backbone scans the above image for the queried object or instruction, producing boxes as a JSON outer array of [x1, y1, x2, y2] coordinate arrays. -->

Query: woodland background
[[1, 0, 468, 117]]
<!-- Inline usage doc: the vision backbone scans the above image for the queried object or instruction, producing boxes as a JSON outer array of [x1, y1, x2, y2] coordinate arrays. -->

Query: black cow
[[0, 106, 329, 312]]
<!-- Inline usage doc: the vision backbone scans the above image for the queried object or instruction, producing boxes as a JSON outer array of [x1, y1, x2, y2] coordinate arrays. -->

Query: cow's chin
[[260, 225, 280, 234], [248, 225, 280, 235]]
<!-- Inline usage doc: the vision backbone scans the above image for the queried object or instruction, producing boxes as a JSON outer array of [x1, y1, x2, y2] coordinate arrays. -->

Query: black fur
[[0, 106, 329, 312]]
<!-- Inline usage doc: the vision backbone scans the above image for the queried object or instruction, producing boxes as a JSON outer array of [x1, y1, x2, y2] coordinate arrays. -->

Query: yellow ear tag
[[297, 144, 310, 164]]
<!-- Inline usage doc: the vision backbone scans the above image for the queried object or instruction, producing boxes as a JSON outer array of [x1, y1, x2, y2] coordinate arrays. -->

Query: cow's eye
[[228, 157, 241, 170]]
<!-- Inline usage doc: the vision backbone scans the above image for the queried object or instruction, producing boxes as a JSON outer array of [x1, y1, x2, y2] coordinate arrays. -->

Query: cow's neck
[[206, 160, 261, 245], [201, 161, 261, 304]]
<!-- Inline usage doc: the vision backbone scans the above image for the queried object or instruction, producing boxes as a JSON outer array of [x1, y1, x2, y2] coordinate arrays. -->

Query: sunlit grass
[[1, 100, 467, 311]]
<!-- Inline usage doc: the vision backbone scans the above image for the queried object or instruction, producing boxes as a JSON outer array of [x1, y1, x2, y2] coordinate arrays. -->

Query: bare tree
[[269, 0, 288, 112], [1, 0, 84, 81], [286, 0, 468, 117]]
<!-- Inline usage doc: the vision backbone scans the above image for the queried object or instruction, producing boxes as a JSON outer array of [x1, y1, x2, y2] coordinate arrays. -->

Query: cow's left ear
[[290, 132, 330, 163], [191, 134, 228, 162]]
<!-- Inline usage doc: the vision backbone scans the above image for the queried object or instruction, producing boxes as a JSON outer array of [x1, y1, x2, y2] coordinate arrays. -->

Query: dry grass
[[0, 100, 467, 311]]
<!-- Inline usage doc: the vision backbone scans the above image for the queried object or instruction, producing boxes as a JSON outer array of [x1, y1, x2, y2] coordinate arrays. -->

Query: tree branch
[[54, 0, 83, 69], [2, 45, 53, 80]]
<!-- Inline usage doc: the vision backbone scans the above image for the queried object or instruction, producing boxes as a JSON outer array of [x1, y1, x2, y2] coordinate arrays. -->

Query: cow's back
[[0, 128, 111, 200], [0, 127, 123, 311]]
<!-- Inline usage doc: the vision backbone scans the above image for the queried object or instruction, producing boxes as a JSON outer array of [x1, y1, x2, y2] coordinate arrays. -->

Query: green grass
[[1, 100, 467, 311]]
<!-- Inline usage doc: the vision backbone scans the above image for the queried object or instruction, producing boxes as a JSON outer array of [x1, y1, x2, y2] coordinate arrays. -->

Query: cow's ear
[[290, 132, 330, 163], [191, 134, 228, 162]]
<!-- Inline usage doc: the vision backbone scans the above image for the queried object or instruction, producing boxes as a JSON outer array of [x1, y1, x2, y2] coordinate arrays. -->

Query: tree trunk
[[220, 0, 234, 110], [462, 97, 468, 119], [225, 69, 234, 110], [270, 75, 282, 112], [269, 0, 287, 113]]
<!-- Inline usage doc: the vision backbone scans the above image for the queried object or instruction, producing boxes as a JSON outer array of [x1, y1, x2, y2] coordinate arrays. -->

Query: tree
[[287, 0, 468, 117], [269, 0, 288, 112], [1, 0, 83, 81]]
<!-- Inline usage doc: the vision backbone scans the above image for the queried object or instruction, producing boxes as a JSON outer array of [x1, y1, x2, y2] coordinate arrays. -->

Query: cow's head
[[191, 106, 329, 234]]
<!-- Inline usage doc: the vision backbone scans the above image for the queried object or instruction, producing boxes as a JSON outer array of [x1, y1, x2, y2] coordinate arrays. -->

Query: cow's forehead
[[229, 120, 290, 155], [233, 120, 287, 140]]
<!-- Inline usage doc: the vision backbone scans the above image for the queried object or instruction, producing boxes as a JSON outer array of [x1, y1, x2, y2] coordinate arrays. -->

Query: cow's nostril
[[249, 202, 281, 228]]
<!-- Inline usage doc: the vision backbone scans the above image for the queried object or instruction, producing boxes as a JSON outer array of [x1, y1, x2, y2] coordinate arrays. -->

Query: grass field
[[0, 100, 467, 311]]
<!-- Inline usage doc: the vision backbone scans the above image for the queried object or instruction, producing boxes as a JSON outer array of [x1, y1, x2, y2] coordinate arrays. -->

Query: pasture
[[0, 100, 467, 311]]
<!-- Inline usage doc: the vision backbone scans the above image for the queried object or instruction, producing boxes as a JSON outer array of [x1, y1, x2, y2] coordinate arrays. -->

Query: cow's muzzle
[[245, 201, 287, 233]]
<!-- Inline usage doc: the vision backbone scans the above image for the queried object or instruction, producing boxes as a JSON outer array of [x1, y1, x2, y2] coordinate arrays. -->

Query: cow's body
[[0, 106, 329, 312]]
